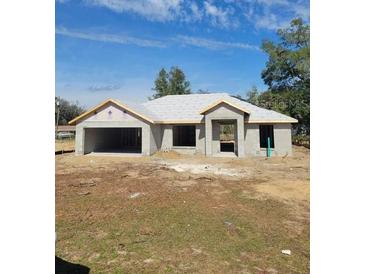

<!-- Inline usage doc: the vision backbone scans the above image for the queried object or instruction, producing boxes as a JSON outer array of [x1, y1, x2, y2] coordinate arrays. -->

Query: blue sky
[[56, 0, 309, 108]]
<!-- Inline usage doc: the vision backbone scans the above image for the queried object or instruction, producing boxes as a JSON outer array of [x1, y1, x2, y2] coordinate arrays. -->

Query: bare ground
[[56, 146, 309, 273]]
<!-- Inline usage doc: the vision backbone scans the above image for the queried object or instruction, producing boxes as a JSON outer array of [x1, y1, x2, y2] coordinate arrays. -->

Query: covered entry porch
[[205, 118, 244, 157], [202, 101, 247, 158]]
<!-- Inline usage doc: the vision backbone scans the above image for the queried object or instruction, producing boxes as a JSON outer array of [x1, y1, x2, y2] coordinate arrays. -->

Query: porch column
[[236, 116, 244, 157], [205, 117, 212, 156]]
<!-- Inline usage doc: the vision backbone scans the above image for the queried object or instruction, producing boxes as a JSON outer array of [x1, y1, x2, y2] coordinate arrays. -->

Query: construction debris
[[129, 192, 142, 199], [281, 249, 291, 255]]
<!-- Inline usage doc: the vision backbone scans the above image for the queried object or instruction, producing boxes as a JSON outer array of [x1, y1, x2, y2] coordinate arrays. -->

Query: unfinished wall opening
[[219, 121, 236, 152], [173, 125, 196, 146], [84, 127, 142, 154], [259, 125, 275, 148]]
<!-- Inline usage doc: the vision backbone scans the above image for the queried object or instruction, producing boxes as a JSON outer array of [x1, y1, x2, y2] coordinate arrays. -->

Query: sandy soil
[[56, 145, 309, 273]]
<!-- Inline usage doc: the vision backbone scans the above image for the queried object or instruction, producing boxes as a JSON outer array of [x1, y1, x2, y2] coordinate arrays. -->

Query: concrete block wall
[[272, 123, 293, 156], [211, 120, 220, 154], [160, 125, 173, 151], [244, 123, 260, 156], [195, 124, 205, 155], [150, 124, 161, 155], [244, 123, 293, 156]]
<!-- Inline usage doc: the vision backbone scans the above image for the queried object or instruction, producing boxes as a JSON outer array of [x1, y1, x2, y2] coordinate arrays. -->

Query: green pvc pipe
[[267, 137, 271, 157]]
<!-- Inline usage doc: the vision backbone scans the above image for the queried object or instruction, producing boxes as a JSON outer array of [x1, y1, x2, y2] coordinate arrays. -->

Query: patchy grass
[[56, 147, 309, 273]]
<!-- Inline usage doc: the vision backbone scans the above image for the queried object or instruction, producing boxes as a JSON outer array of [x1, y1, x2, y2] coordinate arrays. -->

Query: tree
[[151, 67, 191, 99], [261, 18, 309, 93], [245, 86, 260, 106], [151, 68, 169, 99], [168, 67, 191, 95], [247, 18, 310, 134], [55, 97, 85, 125]]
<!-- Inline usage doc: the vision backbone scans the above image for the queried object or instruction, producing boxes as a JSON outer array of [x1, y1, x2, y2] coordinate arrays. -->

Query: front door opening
[[84, 127, 142, 154], [219, 122, 235, 152]]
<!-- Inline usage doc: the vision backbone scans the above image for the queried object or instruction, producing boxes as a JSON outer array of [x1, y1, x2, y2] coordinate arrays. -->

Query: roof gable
[[68, 99, 155, 125], [199, 99, 251, 115]]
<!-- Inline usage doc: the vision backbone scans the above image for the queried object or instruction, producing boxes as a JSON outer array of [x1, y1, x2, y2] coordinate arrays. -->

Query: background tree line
[[55, 97, 85, 126], [152, 18, 310, 135]]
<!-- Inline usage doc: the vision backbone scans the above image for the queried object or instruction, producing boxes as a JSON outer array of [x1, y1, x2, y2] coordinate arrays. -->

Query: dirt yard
[[56, 146, 309, 273]]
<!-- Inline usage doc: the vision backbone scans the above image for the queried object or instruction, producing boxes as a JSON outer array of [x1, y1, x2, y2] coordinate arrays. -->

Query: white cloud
[[58, 0, 309, 31], [253, 13, 290, 30], [256, 0, 290, 7], [240, 0, 309, 30], [56, 27, 260, 51], [292, 4, 310, 19], [190, 1, 203, 21], [84, 0, 238, 28], [175, 35, 260, 51], [203, 1, 236, 28], [85, 0, 183, 22], [56, 27, 166, 48]]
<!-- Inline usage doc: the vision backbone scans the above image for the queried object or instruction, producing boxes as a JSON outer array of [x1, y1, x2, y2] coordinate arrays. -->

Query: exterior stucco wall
[[204, 104, 245, 157], [244, 123, 293, 156], [272, 123, 293, 156], [75, 103, 152, 156], [244, 123, 260, 156], [160, 125, 173, 151], [195, 124, 205, 155], [150, 124, 161, 155], [211, 120, 221, 155]]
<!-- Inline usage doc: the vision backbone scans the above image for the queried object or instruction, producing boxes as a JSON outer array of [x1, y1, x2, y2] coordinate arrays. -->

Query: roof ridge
[[163, 92, 229, 96]]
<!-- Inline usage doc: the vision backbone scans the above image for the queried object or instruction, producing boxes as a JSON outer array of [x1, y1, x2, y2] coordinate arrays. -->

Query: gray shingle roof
[[136, 93, 297, 123], [114, 100, 161, 121], [104, 93, 297, 124]]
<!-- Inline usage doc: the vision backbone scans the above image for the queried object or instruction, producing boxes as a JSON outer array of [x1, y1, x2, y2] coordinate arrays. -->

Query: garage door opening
[[84, 128, 142, 154]]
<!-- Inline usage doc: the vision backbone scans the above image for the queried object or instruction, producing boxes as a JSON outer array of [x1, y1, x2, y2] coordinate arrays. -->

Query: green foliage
[[152, 68, 169, 98], [247, 18, 310, 134], [261, 18, 309, 93], [292, 134, 310, 148], [151, 67, 191, 99], [245, 85, 260, 106], [55, 97, 85, 125]]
